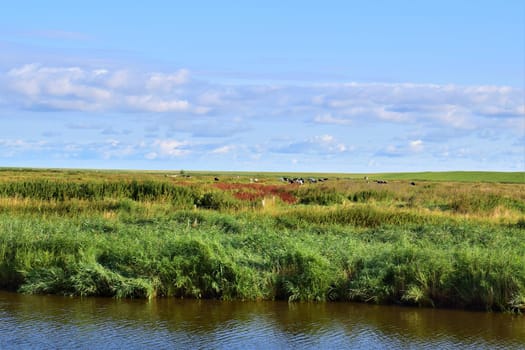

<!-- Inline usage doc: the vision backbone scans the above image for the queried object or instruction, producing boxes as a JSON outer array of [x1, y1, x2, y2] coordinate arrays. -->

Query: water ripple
[[1, 292, 524, 349]]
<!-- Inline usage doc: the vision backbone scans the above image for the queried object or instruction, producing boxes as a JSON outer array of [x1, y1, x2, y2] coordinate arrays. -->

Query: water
[[1, 291, 524, 349]]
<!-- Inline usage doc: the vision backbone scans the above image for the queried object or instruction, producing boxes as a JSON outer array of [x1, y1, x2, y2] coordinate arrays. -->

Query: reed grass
[[0, 169, 523, 312]]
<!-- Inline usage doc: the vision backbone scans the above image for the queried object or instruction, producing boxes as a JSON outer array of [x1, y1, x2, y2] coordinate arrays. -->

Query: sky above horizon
[[1, 1, 524, 172]]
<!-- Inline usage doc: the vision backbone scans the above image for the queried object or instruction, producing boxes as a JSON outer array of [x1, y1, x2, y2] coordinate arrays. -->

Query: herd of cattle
[[278, 177, 416, 186], [280, 177, 329, 184], [211, 176, 415, 186]]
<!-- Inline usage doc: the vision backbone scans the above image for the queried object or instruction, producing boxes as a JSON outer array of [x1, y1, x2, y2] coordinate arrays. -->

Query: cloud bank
[[5, 64, 191, 113], [1, 62, 523, 171], [4, 63, 523, 130]]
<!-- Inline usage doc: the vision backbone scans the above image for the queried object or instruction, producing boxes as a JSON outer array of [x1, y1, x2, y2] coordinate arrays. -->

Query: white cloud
[[6, 64, 112, 110], [0, 139, 47, 153], [310, 82, 523, 129], [5, 64, 523, 134], [146, 70, 189, 91], [434, 105, 473, 129], [5, 64, 191, 113], [93, 69, 108, 76], [313, 113, 352, 125], [193, 106, 212, 114], [337, 144, 348, 152], [107, 139, 120, 147], [211, 145, 235, 154], [409, 139, 424, 152], [153, 139, 191, 157], [106, 70, 131, 89], [2, 63, 523, 172], [198, 91, 224, 106], [102, 145, 135, 159], [318, 134, 334, 143], [125, 95, 189, 112], [273, 134, 350, 155]]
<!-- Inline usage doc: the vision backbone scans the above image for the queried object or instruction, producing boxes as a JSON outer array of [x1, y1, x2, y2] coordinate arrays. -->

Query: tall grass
[[0, 169, 524, 312], [0, 211, 523, 311], [0, 180, 199, 204]]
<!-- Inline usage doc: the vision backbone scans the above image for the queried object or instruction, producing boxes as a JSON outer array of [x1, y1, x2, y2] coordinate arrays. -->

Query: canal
[[1, 291, 524, 349]]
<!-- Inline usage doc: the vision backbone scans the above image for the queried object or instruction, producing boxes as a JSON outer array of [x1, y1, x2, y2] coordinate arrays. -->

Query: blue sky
[[1, 1, 524, 172]]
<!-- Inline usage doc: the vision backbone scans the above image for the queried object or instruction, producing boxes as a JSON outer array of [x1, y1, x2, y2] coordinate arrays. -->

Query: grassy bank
[[0, 169, 524, 312]]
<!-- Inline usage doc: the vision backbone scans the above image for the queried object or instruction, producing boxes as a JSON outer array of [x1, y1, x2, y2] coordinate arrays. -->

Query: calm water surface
[[1, 291, 524, 349]]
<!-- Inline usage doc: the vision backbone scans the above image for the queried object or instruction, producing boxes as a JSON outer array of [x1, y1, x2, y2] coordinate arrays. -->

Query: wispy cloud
[[313, 113, 352, 125], [0, 139, 48, 156], [4, 64, 523, 136], [146, 70, 189, 91], [377, 139, 425, 158], [272, 134, 351, 155], [310, 82, 524, 129], [124, 95, 189, 112], [210, 145, 235, 154]]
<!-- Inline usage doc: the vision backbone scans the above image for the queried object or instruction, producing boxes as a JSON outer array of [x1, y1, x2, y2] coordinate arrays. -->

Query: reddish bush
[[212, 183, 297, 203]]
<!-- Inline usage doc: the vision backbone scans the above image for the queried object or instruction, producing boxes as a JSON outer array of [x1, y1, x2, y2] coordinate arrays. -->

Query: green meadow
[[0, 168, 524, 312]]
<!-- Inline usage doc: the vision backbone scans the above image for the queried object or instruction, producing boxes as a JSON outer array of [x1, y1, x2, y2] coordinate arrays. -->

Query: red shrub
[[212, 183, 297, 203]]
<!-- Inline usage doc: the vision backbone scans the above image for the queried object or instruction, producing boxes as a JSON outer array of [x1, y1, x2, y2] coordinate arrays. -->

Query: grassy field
[[376, 171, 525, 183], [0, 168, 524, 312], [2, 168, 523, 183]]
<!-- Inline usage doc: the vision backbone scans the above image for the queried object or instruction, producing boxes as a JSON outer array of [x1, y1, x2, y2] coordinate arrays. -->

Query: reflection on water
[[1, 291, 524, 349]]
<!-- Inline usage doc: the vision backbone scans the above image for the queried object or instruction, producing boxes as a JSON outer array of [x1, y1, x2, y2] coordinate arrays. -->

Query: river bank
[[0, 169, 524, 312]]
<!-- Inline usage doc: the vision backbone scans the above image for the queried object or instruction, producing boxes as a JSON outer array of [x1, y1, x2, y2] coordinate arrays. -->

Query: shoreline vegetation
[[0, 168, 524, 312]]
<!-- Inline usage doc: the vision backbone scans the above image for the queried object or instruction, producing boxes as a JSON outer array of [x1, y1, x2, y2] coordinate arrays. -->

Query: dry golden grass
[[0, 168, 523, 226]]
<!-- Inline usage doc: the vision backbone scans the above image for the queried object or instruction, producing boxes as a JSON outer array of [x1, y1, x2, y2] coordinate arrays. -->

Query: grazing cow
[[214, 177, 219, 181], [410, 181, 416, 186], [293, 178, 304, 185]]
